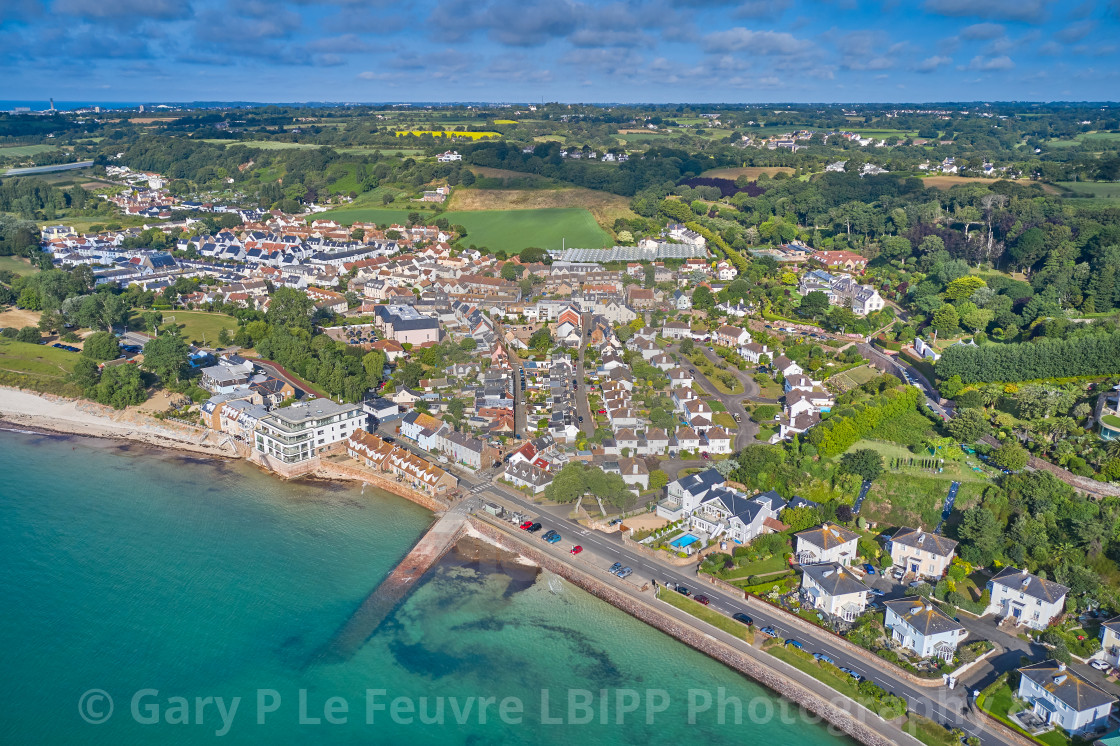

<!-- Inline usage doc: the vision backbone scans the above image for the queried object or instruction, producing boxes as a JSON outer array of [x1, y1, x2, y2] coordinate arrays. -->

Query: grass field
[[0, 337, 78, 379], [334, 146, 423, 157], [763, 642, 906, 720], [449, 181, 637, 231], [0, 256, 39, 276], [492, 119, 518, 125], [1055, 181, 1120, 202], [827, 364, 878, 392], [860, 471, 984, 528], [0, 144, 60, 157], [153, 310, 239, 346], [700, 166, 796, 180], [903, 714, 959, 746], [395, 130, 500, 140]]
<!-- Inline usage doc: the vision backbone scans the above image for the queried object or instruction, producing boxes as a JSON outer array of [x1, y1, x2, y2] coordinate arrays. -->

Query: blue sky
[[1, 0, 1118, 104]]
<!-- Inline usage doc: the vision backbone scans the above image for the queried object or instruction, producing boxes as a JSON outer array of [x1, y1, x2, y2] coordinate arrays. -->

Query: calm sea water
[[0, 429, 851, 745]]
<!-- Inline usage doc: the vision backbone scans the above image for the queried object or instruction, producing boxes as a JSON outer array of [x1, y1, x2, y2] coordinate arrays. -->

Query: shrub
[[16, 326, 39, 343]]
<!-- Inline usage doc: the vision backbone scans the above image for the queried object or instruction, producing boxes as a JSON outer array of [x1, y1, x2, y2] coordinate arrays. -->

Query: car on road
[[838, 667, 862, 681], [732, 613, 753, 626], [617, 567, 633, 579], [863, 564, 876, 575], [519, 520, 534, 530], [1091, 660, 1111, 671], [784, 639, 803, 649], [608, 562, 623, 574], [597, 409, 606, 414], [578, 416, 584, 423], [570, 546, 582, 555], [676, 586, 691, 597], [732, 413, 741, 422], [546, 534, 562, 544], [813, 653, 835, 665], [759, 626, 777, 637], [694, 595, 710, 605]]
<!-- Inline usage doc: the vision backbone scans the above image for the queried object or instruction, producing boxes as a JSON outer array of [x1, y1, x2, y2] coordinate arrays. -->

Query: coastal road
[[463, 477, 1015, 746]]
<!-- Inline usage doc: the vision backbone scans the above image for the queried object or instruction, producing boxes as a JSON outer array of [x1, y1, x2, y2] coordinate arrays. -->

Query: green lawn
[[859, 472, 984, 528], [977, 681, 1072, 746], [317, 207, 414, 226], [721, 555, 790, 578], [764, 642, 906, 720], [657, 587, 754, 643], [200, 139, 323, 150], [153, 311, 239, 346], [827, 364, 879, 392], [0, 337, 78, 378], [713, 412, 737, 429], [0, 256, 39, 276], [903, 714, 960, 746]]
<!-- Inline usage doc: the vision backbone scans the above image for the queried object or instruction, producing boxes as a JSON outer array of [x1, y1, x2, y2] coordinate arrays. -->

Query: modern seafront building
[[254, 400, 367, 469]]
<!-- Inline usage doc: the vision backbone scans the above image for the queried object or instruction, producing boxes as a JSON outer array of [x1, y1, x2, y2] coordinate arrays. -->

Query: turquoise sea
[[0, 429, 852, 745]]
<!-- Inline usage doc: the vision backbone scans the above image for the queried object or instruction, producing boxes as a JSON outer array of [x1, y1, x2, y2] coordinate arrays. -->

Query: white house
[[883, 598, 967, 660], [503, 460, 552, 494], [985, 568, 1069, 631], [800, 562, 869, 621], [617, 457, 649, 491], [1098, 617, 1120, 670], [1017, 660, 1115, 735], [794, 523, 860, 565], [887, 527, 957, 580], [686, 487, 787, 545], [772, 355, 803, 378]]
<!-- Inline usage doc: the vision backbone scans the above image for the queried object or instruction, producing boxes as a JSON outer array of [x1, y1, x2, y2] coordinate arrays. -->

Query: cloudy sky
[[1, 0, 1118, 104]]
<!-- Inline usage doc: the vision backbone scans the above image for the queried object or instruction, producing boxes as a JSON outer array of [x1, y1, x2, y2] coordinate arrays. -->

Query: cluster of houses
[[798, 268, 885, 317], [656, 467, 1118, 736]]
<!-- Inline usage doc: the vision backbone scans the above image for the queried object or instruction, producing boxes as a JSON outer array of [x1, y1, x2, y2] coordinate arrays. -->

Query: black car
[[542, 530, 557, 540], [527, 523, 543, 533], [676, 586, 691, 596], [732, 613, 753, 626]]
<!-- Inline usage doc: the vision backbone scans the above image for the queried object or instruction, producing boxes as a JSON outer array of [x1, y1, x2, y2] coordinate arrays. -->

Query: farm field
[[0, 144, 60, 157], [317, 207, 414, 226], [334, 146, 423, 157], [153, 310, 239, 346], [394, 130, 500, 140], [1055, 181, 1120, 202], [448, 182, 637, 230], [0, 256, 39, 276], [700, 166, 795, 179]]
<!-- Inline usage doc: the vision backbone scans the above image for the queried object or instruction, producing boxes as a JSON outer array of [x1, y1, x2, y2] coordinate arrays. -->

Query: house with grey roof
[[687, 487, 787, 545], [795, 523, 860, 565], [503, 460, 552, 494], [985, 567, 1069, 631], [801, 562, 869, 621], [883, 598, 966, 660], [887, 527, 958, 580], [1017, 660, 1115, 735]]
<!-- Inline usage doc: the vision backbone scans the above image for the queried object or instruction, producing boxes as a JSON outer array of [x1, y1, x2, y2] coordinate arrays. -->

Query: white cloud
[[968, 54, 1014, 70]]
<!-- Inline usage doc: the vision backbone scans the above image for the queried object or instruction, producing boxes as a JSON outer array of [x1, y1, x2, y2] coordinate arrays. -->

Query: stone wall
[[317, 458, 450, 513], [468, 515, 910, 746]]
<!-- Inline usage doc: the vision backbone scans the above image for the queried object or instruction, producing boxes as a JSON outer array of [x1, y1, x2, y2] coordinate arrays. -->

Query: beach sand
[[0, 387, 238, 458]]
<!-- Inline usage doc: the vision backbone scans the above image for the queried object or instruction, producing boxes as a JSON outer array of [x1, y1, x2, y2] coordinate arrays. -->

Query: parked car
[[759, 626, 777, 637], [527, 523, 543, 533], [617, 567, 633, 579], [608, 562, 623, 574], [542, 530, 557, 539], [676, 586, 691, 597], [701, 451, 710, 459], [784, 639, 804, 649], [863, 564, 876, 575], [547, 534, 561, 544], [839, 667, 862, 681], [732, 613, 753, 626], [570, 546, 583, 555], [870, 588, 885, 596], [1091, 660, 1111, 671], [813, 653, 835, 665], [694, 595, 710, 605], [519, 520, 534, 530]]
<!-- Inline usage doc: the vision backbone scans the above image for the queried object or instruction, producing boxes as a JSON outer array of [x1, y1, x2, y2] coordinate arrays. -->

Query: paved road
[[853, 480, 872, 514], [934, 482, 960, 535], [458, 472, 1016, 746], [669, 344, 764, 450], [857, 343, 952, 420], [575, 316, 594, 437]]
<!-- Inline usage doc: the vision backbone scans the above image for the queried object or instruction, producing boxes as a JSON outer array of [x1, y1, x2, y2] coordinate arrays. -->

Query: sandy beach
[[0, 387, 239, 458]]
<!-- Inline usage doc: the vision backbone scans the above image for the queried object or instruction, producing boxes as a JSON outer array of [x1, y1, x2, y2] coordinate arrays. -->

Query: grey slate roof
[[1019, 660, 1116, 712], [890, 527, 958, 558], [989, 567, 1069, 604], [802, 562, 868, 597], [883, 598, 964, 636]]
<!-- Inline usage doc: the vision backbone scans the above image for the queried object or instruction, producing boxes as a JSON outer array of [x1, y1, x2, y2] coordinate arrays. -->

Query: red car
[[597, 409, 606, 414], [694, 595, 710, 605], [520, 520, 534, 530], [570, 546, 583, 555], [701, 451, 710, 459]]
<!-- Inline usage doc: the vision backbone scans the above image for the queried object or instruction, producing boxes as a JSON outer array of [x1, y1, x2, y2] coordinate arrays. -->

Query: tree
[[362, 349, 386, 389], [781, 505, 822, 532], [947, 408, 988, 443], [90, 362, 146, 409], [835, 504, 854, 523], [932, 304, 960, 335], [944, 276, 986, 301], [692, 285, 714, 310], [266, 287, 314, 331], [957, 506, 1001, 565], [529, 328, 552, 352], [991, 442, 1028, 472], [142, 332, 189, 386], [678, 338, 694, 354], [545, 463, 586, 503], [15, 326, 39, 343], [649, 470, 669, 491], [798, 291, 830, 317], [81, 331, 120, 361], [500, 262, 524, 281], [70, 356, 101, 391], [840, 449, 883, 482]]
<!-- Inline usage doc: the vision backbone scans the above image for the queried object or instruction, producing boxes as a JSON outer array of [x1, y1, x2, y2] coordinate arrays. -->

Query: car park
[[732, 613, 753, 626]]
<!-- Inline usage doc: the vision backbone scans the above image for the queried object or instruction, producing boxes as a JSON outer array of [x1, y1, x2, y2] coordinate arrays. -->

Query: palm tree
[[1106, 439, 1120, 461]]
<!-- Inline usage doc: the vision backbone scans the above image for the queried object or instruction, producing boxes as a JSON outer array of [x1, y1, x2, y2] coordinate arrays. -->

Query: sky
[[1, 0, 1119, 104]]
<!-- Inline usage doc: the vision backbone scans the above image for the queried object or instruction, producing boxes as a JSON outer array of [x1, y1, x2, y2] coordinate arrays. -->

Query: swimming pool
[[670, 533, 700, 549]]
